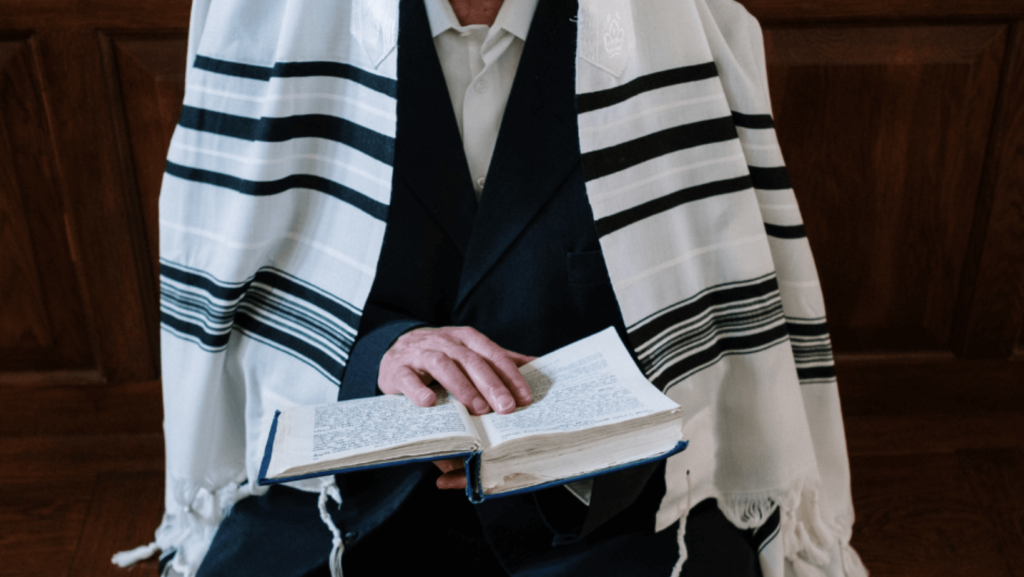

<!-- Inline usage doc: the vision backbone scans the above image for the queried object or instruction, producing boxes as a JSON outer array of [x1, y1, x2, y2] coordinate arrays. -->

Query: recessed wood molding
[[764, 23, 1011, 355]]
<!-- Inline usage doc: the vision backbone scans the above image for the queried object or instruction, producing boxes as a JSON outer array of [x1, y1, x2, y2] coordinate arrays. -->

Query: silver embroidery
[[579, 0, 635, 77]]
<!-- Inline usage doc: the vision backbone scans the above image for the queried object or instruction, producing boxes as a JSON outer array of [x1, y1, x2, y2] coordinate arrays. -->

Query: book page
[[275, 387, 478, 470], [477, 327, 677, 446]]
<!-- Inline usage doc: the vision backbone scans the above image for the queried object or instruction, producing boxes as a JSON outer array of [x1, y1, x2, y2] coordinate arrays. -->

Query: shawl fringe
[[123, 478, 250, 577], [669, 471, 867, 577]]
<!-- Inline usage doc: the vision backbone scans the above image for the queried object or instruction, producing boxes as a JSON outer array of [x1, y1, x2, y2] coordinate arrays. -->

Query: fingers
[[433, 458, 463, 474], [388, 366, 437, 407], [455, 329, 534, 408], [379, 326, 536, 415], [444, 347, 518, 413], [482, 352, 533, 407], [433, 458, 467, 489], [436, 469, 467, 490]]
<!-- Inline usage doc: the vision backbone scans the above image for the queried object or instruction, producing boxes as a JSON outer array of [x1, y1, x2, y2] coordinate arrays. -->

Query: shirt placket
[[462, 28, 511, 198]]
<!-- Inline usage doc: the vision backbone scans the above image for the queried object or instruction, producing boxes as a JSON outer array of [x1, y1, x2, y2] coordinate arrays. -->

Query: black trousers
[[194, 475, 767, 577]]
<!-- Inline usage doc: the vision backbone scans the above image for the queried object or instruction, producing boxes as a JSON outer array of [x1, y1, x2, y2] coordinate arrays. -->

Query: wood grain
[[0, 434, 163, 483], [952, 21, 1024, 358], [0, 478, 94, 577], [32, 29, 160, 382], [850, 452, 1014, 577], [105, 34, 187, 295], [736, 0, 1024, 23], [0, 380, 162, 437], [68, 472, 164, 577], [0, 36, 94, 374], [765, 24, 1008, 354], [958, 449, 1024, 577]]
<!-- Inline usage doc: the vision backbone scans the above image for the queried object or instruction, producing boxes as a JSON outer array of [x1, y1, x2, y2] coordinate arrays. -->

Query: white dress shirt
[[426, 0, 593, 506], [425, 0, 540, 200]]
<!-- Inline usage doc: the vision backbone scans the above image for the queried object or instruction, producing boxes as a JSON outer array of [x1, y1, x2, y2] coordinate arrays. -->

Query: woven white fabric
[[139, 1, 868, 576]]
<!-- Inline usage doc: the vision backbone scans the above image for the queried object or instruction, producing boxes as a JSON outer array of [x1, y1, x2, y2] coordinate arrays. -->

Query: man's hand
[[379, 326, 535, 415], [379, 326, 535, 489], [433, 458, 467, 490]]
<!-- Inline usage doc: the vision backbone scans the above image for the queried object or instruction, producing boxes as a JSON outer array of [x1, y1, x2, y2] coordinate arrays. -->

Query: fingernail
[[522, 391, 533, 403], [472, 398, 490, 414], [497, 397, 514, 412]]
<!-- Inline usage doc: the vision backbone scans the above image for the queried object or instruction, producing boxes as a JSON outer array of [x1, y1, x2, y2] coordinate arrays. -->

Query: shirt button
[[475, 176, 486, 190], [474, 80, 488, 93]]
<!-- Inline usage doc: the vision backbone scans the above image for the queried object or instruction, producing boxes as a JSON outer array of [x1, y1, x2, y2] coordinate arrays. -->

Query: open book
[[258, 327, 687, 502]]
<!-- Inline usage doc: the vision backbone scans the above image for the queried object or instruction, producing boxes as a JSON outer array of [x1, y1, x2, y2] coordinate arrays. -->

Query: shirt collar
[[425, 0, 539, 41]]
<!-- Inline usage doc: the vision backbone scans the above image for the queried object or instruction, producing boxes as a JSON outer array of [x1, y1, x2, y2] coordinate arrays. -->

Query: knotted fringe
[[317, 478, 345, 577], [717, 472, 868, 577], [112, 478, 247, 577], [112, 542, 159, 567], [668, 470, 693, 577]]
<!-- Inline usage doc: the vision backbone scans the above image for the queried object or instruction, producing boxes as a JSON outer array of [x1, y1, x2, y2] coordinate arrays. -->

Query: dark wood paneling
[[738, 0, 1024, 23], [105, 34, 187, 286], [0, 478, 93, 577], [68, 472, 164, 576], [765, 24, 1008, 354], [0, 433, 164, 482], [0, 0, 192, 29], [959, 449, 1024, 577], [0, 36, 94, 374], [850, 452, 1015, 577], [0, 380, 162, 437], [952, 22, 1024, 359], [31, 29, 160, 382], [838, 358, 1024, 456]]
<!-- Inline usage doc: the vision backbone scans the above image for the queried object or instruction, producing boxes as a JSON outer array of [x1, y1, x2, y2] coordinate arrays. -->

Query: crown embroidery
[[603, 13, 625, 57]]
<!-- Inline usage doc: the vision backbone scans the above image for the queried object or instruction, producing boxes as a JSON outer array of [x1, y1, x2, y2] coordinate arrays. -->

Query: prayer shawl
[[120, 0, 869, 576]]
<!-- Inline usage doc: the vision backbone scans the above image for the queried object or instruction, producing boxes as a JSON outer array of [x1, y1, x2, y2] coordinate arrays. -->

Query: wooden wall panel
[[0, 0, 1022, 388], [739, 0, 1024, 23], [764, 24, 1009, 354], [0, 36, 94, 375], [951, 22, 1024, 359], [26, 29, 161, 382], [105, 35, 187, 280]]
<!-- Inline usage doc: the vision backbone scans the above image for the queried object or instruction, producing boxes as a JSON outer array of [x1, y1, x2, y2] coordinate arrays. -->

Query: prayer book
[[258, 326, 687, 502]]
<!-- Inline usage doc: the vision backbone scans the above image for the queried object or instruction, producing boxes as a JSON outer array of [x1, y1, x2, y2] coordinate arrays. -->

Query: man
[[143, 0, 864, 575]]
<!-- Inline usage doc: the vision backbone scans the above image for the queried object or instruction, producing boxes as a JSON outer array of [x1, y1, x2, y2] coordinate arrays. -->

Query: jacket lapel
[[455, 0, 581, 309], [393, 0, 477, 255]]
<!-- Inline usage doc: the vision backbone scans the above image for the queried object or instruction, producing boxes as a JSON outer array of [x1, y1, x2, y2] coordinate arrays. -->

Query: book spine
[[465, 453, 484, 504], [257, 410, 283, 484]]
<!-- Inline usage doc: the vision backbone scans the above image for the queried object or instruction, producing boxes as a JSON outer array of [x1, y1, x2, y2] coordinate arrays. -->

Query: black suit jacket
[[333, 0, 667, 571]]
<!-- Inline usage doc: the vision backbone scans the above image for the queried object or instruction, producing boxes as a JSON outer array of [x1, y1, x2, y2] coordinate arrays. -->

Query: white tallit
[[125, 1, 868, 576]]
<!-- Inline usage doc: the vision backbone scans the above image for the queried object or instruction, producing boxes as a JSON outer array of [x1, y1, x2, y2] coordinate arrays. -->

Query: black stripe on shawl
[[161, 311, 230, 349], [749, 166, 792, 190], [161, 262, 363, 330], [752, 506, 782, 553], [234, 311, 346, 380], [162, 287, 355, 367], [581, 116, 738, 181], [764, 223, 807, 239], [575, 62, 719, 113], [731, 111, 774, 129], [785, 320, 830, 337], [594, 175, 751, 237], [630, 275, 781, 347], [640, 300, 786, 375], [193, 55, 398, 98], [651, 323, 790, 390], [160, 263, 360, 383], [164, 161, 389, 221], [178, 105, 395, 166], [796, 365, 837, 381]]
